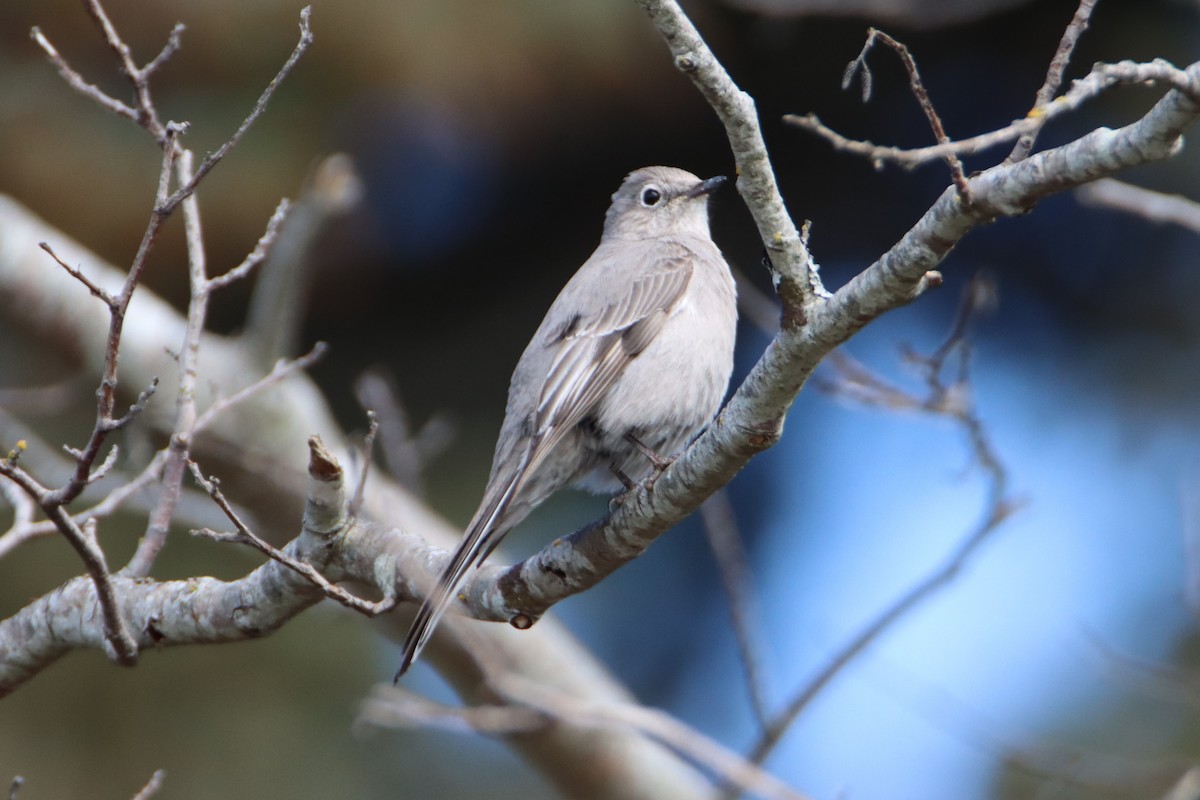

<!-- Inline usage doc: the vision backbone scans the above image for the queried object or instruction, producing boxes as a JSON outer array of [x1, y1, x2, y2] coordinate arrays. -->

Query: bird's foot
[[625, 433, 674, 489], [609, 463, 636, 492]]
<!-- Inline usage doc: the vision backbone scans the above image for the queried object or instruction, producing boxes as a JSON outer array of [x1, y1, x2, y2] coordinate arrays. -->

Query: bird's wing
[[394, 253, 693, 680], [534, 254, 694, 445]]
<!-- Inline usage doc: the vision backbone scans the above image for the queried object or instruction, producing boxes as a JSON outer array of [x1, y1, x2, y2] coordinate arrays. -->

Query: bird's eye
[[640, 187, 662, 207]]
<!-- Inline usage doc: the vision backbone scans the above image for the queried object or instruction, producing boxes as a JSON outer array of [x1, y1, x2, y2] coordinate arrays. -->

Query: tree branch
[[634, 0, 823, 320]]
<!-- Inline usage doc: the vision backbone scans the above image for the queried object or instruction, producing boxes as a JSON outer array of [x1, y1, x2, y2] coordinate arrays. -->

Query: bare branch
[[0, 461, 138, 664], [491, 676, 810, 800], [192, 343, 328, 435], [38, 242, 116, 307], [188, 459, 395, 617], [1, 439, 377, 696], [0, 450, 169, 560], [206, 199, 291, 291], [348, 411, 379, 518], [1008, 0, 1098, 162], [743, 277, 1020, 772], [787, 59, 1199, 171], [143, 24, 185, 77], [28, 27, 139, 122], [634, 0, 823, 315], [80, 0, 173, 139], [1076, 178, 1200, 233], [163, 7, 314, 214], [83, 444, 120, 486], [700, 491, 770, 729]]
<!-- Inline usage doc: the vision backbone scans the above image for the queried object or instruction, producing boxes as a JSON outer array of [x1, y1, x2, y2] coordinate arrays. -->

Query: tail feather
[[393, 465, 524, 680], [395, 428, 572, 679]]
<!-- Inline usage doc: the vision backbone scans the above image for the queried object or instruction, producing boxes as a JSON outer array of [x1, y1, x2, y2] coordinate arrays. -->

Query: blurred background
[[2, 0, 1200, 797]]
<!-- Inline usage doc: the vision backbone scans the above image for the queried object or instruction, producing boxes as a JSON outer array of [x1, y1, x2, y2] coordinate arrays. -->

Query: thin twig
[[38, 242, 116, 307], [192, 343, 328, 435], [29, 27, 140, 122], [349, 411, 379, 518], [740, 276, 1020, 779], [0, 450, 168, 561], [1008, 0, 1098, 163], [206, 199, 291, 291], [188, 461, 396, 617], [143, 24, 185, 77], [844, 29, 969, 198], [81, 0, 169, 138], [788, 59, 1200, 171], [163, 7, 314, 214]]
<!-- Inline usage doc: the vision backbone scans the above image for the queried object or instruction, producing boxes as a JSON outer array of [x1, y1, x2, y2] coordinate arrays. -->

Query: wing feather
[[394, 252, 695, 679], [535, 256, 692, 437]]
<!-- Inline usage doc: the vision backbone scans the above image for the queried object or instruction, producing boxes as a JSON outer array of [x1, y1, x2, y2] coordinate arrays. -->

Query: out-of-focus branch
[[130, 770, 165, 800], [1164, 767, 1200, 800], [1076, 178, 1200, 234], [363, 675, 809, 800], [245, 154, 363, 365], [700, 491, 770, 728], [353, 367, 455, 498], [738, 276, 1021, 777]]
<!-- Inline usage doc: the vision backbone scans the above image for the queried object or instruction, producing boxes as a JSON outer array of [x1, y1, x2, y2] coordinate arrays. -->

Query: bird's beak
[[685, 175, 727, 198]]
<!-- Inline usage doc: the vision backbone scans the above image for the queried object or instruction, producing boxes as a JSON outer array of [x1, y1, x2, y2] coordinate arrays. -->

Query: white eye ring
[[640, 186, 663, 207]]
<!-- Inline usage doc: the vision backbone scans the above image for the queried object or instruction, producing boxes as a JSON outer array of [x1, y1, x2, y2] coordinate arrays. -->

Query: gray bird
[[396, 166, 738, 678]]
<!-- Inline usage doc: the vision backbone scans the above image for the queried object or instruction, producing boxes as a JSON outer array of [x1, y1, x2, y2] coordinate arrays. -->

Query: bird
[[395, 166, 738, 679]]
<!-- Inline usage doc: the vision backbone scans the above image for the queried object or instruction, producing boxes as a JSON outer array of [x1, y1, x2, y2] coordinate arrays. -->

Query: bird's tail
[[393, 461, 526, 680]]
